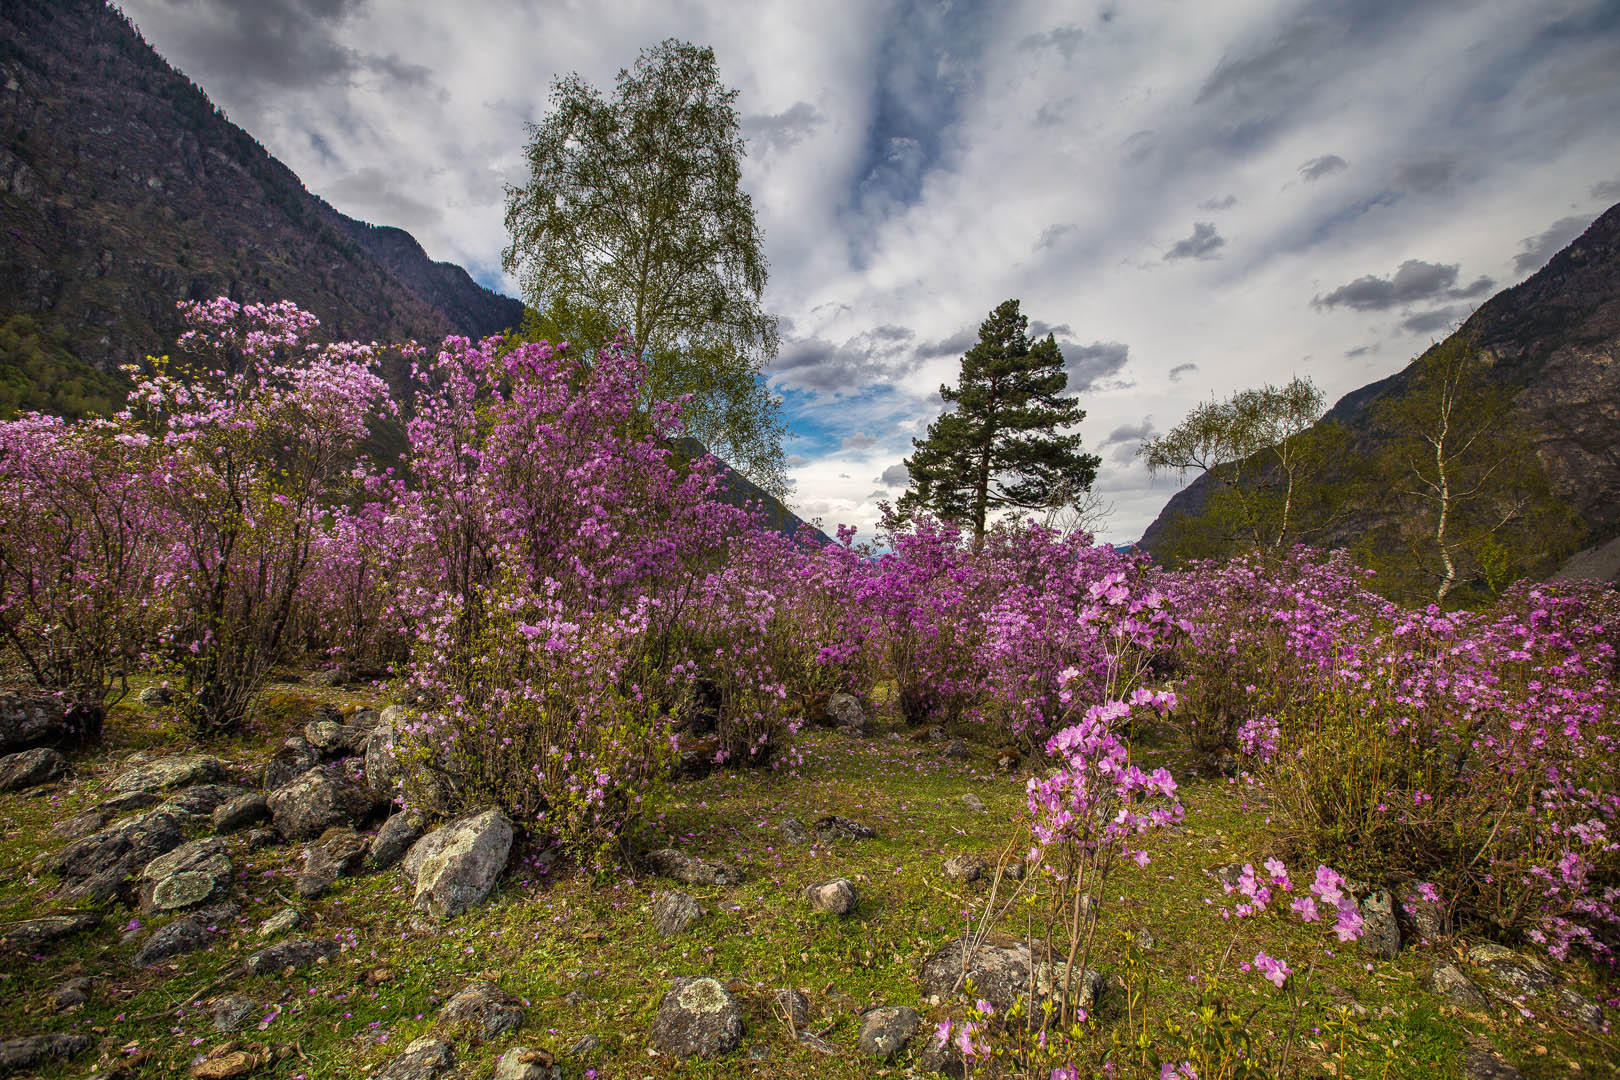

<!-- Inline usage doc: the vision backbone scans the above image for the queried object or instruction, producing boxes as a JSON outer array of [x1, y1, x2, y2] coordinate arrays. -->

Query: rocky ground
[[0, 678, 1613, 1079]]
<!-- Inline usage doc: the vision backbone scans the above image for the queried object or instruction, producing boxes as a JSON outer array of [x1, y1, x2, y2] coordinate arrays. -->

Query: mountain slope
[[0, 0, 523, 389], [1139, 202, 1620, 560]]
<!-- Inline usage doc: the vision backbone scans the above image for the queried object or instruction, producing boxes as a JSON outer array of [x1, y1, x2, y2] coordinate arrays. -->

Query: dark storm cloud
[[1198, 194, 1238, 211], [1018, 24, 1084, 61], [1063, 341, 1130, 392], [1345, 344, 1378, 358], [327, 166, 442, 227], [1028, 320, 1072, 338], [1512, 214, 1594, 275], [1101, 418, 1156, 446], [1168, 363, 1198, 381], [1165, 222, 1225, 261], [877, 463, 910, 487], [915, 328, 977, 359], [1313, 259, 1492, 311], [1299, 154, 1348, 181], [1392, 154, 1459, 193], [741, 101, 825, 154], [771, 324, 920, 394], [1400, 307, 1461, 335]]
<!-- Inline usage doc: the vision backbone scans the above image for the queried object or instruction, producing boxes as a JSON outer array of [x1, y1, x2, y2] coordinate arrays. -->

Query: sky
[[116, 0, 1620, 544]]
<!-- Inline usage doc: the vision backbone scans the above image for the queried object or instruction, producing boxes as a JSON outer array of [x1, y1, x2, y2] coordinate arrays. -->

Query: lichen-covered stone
[[401, 810, 514, 919], [649, 977, 743, 1060]]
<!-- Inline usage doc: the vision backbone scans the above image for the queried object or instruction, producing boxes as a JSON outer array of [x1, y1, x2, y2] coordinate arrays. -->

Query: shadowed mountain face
[[0, 0, 524, 381], [1139, 202, 1620, 561]]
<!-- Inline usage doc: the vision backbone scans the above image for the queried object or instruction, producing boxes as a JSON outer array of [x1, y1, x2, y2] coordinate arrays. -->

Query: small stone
[[1395, 881, 1446, 942], [298, 826, 368, 898], [958, 793, 986, 813], [133, 917, 211, 967], [652, 891, 702, 936], [643, 846, 742, 886], [246, 828, 279, 850], [191, 1048, 260, 1078], [1211, 862, 1245, 889], [46, 976, 95, 1012], [567, 1034, 600, 1057], [813, 815, 876, 840], [1359, 890, 1401, 960], [0, 1034, 94, 1072], [210, 994, 260, 1032], [0, 911, 100, 949], [374, 1036, 456, 1080], [942, 854, 988, 882], [139, 686, 174, 707], [212, 792, 270, 834], [941, 738, 970, 760], [797, 1029, 837, 1054], [439, 980, 526, 1040], [1556, 987, 1603, 1030], [825, 692, 868, 733], [804, 878, 858, 916], [858, 1005, 919, 1061], [779, 817, 811, 845], [773, 987, 809, 1027], [0, 747, 69, 791], [494, 1047, 558, 1080], [1424, 962, 1487, 1007], [306, 667, 349, 688], [650, 977, 743, 1060], [264, 738, 320, 792], [1463, 1047, 1524, 1080], [245, 936, 338, 976]]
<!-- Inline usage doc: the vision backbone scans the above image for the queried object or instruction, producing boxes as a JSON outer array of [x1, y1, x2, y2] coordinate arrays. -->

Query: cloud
[[1018, 24, 1084, 61], [877, 462, 910, 487], [771, 324, 920, 394], [1313, 260, 1493, 311], [1393, 154, 1459, 193], [915, 328, 977, 359], [327, 166, 443, 227], [1121, 129, 1157, 166], [1298, 154, 1347, 181], [1035, 223, 1079, 251], [1345, 344, 1378, 358], [1168, 363, 1198, 382], [1400, 307, 1461, 335], [1064, 341, 1130, 392], [1165, 222, 1225, 261], [1198, 194, 1238, 211], [840, 432, 877, 450], [1101, 418, 1156, 446], [785, 454, 808, 468], [741, 101, 825, 155], [1512, 214, 1593, 275], [1592, 177, 1620, 202]]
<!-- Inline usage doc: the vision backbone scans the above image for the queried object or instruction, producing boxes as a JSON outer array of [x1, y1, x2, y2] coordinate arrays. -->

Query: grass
[[0, 679, 1614, 1078]]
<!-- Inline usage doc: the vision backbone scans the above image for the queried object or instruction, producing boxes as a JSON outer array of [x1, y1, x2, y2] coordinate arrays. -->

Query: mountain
[[0, 0, 523, 409], [1139, 201, 1620, 570]]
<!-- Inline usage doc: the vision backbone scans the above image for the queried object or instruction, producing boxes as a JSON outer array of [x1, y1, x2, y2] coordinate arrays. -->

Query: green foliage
[[0, 315, 126, 419], [900, 300, 1100, 540], [502, 40, 786, 494]]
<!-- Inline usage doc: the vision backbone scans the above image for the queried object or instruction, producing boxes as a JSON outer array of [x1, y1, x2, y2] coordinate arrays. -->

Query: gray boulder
[[1395, 881, 1446, 943], [137, 838, 232, 913], [245, 936, 339, 977], [257, 908, 301, 938], [266, 767, 384, 840], [401, 810, 514, 919], [138, 686, 174, 707], [649, 977, 743, 1060], [46, 976, 95, 1012], [164, 783, 248, 818], [652, 891, 702, 936], [438, 980, 525, 1039], [0, 1034, 93, 1073], [51, 791, 160, 842], [264, 737, 321, 792], [920, 934, 1102, 1013], [295, 826, 369, 898], [364, 712, 407, 797], [804, 878, 858, 916], [774, 987, 809, 1027], [0, 690, 74, 752], [1424, 962, 1488, 1007], [644, 847, 742, 886], [374, 1037, 456, 1080], [495, 1048, 561, 1080], [1359, 890, 1401, 959], [1467, 943, 1556, 994], [367, 813, 425, 871], [306, 666, 350, 688], [942, 738, 971, 760], [826, 692, 869, 733], [0, 911, 100, 949], [1464, 1048, 1524, 1080], [211, 994, 261, 1032], [942, 854, 988, 882], [213, 792, 270, 834], [110, 754, 225, 794], [133, 916, 213, 967], [0, 747, 68, 791], [52, 808, 185, 903], [1557, 987, 1604, 1030], [859, 1005, 920, 1061]]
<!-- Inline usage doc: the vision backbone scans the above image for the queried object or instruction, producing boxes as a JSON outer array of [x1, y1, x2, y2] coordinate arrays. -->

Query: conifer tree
[[900, 300, 1100, 541]]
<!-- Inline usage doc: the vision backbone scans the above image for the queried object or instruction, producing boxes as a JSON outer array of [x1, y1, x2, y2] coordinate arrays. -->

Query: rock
[[0, 1034, 93, 1072], [367, 813, 425, 871], [246, 828, 279, 850], [804, 878, 858, 916], [958, 793, 986, 813], [52, 808, 185, 903], [0, 747, 68, 791], [1463, 1047, 1524, 1080], [859, 1005, 920, 1061], [46, 976, 95, 1012], [0, 911, 100, 949], [50, 790, 162, 841], [643, 847, 742, 886], [813, 815, 876, 840], [306, 666, 349, 688], [304, 706, 377, 757], [779, 817, 810, 845], [649, 977, 743, 1060], [401, 810, 515, 919], [256, 908, 300, 938], [797, 1029, 837, 1054], [0, 690, 80, 752], [919, 1027, 967, 1077], [138, 838, 232, 913], [826, 692, 868, 733], [1211, 862, 1245, 890], [567, 1034, 600, 1057], [438, 980, 525, 1039], [1557, 987, 1604, 1029], [1424, 962, 1487, 1007], [942, 854, 988, 883], [213, 792, 270, 834], [266, 767, 384, 840], [210, 994, 260, 1032], [1395, 881, 1446, 943], [296, 826, 369, 898], [774, 987, 809, 1027], [652, 891, 702, 936], [494, 1047, 559, 1080], [138, 686, 174, 707], [363, 717, 405, 797], [920, 934, 1103, 1013], [941, 738, 971, 760], [1467, 943, 1557, 994], [263, 738, 320, 793], [133, 916, 212, 967], [1359, 890, 1401, 959], [925, 726, 949, 743], [245, 936, 338, 977], [110, 754, 225, 794], [374, 1036, 456, 1080], [164, 783, 247, 818]]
